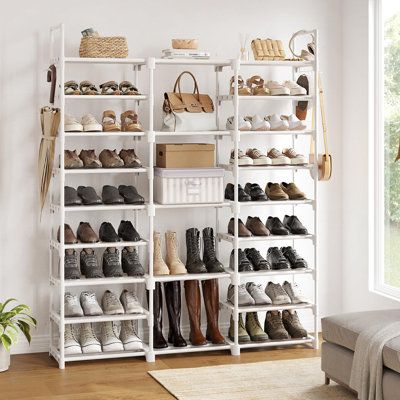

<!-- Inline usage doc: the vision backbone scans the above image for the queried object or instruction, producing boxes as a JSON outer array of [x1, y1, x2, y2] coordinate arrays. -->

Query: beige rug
[[149, 357, 356, 400]]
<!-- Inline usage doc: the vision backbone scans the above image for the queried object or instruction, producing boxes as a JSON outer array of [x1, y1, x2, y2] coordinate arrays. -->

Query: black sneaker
[[118, 220, 141, 242], [267, 247, 290, 270], [65, 250, 80, 279], [265, 216, 289, 235], [283, 215, 308, 235], [102, 247, 124, 277], [245, 248, 270, 270], [224, 183, 251, 202], [281, 247, 308, 269], [244, 183, 268, 201], [229, 249, 253, 272], [80, 248, 104, 278], [122, 247, 145, 276], [99, 222, 121, 242]]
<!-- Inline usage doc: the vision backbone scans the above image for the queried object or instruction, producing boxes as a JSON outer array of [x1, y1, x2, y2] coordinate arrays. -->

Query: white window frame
[[371, 0, 400, 301]]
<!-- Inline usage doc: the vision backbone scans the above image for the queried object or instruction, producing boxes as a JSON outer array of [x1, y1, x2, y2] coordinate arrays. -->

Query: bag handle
[[173, 71, 200, 100]]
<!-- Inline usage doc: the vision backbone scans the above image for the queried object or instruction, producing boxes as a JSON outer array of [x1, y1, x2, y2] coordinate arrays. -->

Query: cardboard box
[[156, 143, 215, 168]]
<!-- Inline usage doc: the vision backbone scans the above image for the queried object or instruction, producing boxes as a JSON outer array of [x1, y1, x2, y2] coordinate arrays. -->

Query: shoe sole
[[81, 344, 102, 353], [65, 124, 83, 132], [269, 88, 291, 96], [83, 124, 103, 132]]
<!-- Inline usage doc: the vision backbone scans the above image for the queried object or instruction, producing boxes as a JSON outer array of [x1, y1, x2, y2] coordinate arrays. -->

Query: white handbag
[[162, 71, 217, 132]]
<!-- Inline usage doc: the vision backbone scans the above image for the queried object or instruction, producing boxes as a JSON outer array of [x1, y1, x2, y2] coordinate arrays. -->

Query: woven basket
[[79, 36, 128, 58]]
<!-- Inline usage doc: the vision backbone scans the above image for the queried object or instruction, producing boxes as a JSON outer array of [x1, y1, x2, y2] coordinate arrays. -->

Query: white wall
[[0, 0, 344, 353]]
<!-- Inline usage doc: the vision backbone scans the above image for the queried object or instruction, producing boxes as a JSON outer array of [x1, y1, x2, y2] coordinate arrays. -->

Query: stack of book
[[161, 49, 210, 59]]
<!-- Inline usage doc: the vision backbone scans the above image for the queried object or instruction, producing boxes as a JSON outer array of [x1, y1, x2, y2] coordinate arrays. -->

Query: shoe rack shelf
[[220, 301, 314, 313], [48, 24, 319, 368]]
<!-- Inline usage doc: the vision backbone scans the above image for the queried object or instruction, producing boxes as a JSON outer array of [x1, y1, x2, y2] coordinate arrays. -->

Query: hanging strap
[[47, 64, 57, 104]]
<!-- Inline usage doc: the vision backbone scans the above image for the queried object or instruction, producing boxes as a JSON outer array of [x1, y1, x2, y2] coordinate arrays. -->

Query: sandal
[[246, 76, 270, 96], [121, 110, 143, 132], [65, 80, 80, 95], [100, 81, 121, 95], [229, 76, 252, 96], [102, 110, 121, 132], [79, 80, 99, 95], [119, 81, 140, 95]]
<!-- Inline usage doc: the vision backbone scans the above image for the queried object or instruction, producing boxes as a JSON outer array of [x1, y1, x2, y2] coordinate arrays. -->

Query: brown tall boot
[[202, 279, 226, 344], [184, 280, 206, 346]]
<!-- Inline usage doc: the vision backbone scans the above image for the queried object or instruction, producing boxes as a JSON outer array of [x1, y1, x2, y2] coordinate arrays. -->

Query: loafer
[[77, 186, 102, 205], [79, 150, 102, 169], [119, 149, 142, 168], [118, 185, 145, 204], [64, 186, 82, 206], [77, 222, 99, 243], [64, 150, 83, 169], [280, 182, 306, 200], [265, 217, 289, 235], [244, 183, 268, 201], [283, 215, 308, 235], [265, 182, 289, 201], [245, 216, 270, 236], [99, 222, 121, 242], [57, 223, 78, 244], [102, 185, 124, 204], [224, 183, 251, 202], [228, 217, 252, 237], [99, 149, 124, 168], [118, 220, 141, 241]]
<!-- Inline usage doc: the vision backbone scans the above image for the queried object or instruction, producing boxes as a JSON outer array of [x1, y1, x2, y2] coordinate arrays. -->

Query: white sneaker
[[227, 284, 255, 306], [266, 114, 289, 131], [64, 324, 82, 354], [81, 114, 103, 132], [229, 149, 253, 166], [120, 320, 144, 351], [245, 115, 270, 131], [79, 323, 102, 353], [282, 114, 307, 130], [120, 290, 143, 314], [265, 282, 291, 305], [65, 292, 84, 317], [102, 290, 124, 315], [226, 116, 251, 131], [283, 80, 307, 96], [266, 81, 290, 96], [65, 114, 83, 132], [246, 282, 272, 305], [282, 148, 307, 165], [282, 281, 308, 304], [100, 321, 124, 352], [80, 291, 103, 316], [246, 148, 272, 166], [267, 148, 291, 165]]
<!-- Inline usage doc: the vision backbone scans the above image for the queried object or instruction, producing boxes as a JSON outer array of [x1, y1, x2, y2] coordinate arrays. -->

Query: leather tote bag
[[162, 71, 217, 132]]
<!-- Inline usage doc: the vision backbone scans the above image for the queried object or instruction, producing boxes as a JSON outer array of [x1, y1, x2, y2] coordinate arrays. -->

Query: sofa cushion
[[322, 309, 400, 375]]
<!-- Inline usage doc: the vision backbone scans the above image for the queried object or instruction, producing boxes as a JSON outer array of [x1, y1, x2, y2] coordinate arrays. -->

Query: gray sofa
[[321, 310, 400, 400]]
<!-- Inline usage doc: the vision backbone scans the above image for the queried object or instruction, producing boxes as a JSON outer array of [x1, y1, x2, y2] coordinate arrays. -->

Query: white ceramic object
[[0, 344, 10, 372]]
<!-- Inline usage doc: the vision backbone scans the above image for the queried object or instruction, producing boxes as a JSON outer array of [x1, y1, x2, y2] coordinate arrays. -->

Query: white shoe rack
[[48, 24, 319, 368]]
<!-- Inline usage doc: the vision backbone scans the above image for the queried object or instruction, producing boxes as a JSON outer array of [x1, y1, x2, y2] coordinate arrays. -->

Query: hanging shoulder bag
[[162, 71, 216, 132]]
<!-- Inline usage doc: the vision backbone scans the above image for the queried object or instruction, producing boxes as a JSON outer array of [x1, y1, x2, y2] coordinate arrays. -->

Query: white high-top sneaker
[[65, 292, 84, 317], [153, 231, 170, 275], [100, 321, 124, 352], [120, 289, 143, 314], [102, 290, 124, 315], [81, 113, 102, 132], [80, 291, 103, 316], [120, 320, 144, 351], [64, 324, 82, 355], [79, 323, 102, 353], [165, 231, 187, 274]]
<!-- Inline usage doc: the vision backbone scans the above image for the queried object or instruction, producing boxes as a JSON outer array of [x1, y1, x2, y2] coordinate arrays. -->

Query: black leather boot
[[152, 282, 168, 348], [202, 227, 224, 273], [185, 228, 207, 273], [164, 281, 187, 347]]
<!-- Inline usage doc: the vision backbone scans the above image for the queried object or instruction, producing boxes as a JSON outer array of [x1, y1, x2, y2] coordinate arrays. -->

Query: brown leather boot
[[202, 279, 226, 345], [184, 280, 206, 346]]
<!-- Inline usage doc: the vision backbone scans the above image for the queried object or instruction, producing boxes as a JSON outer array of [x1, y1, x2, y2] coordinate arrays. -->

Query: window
[[374, 0, 400, 298]]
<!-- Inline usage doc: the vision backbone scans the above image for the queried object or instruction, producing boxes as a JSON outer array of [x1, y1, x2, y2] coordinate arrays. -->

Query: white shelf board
[[218, 95, 313, 102], [238, 129, 314, 136], [155, 58, 231, 66], [64, 131, 145, 138], [154, 202, 230, 210], [226, 335, 315, 349], [64, 57, 146, 65], [220, 164, 313, 172], [51, 239, 148, 251], [154, 342, 231, 355], [64, 349, 147, 362], [153, 271, 230, 282], [240, 60, 314, 68], [51, 311, 148, 325], [221, 301, 314, 313], [226, 268, 314, 279], [154, 130, 230, 137], [65, 95, 147, 101], [61, 167, 147, 175], [226, 200, 314, 207], [218, 233, 314, 243], [53, 276, 146, 287], [53, 204, 147, 212]]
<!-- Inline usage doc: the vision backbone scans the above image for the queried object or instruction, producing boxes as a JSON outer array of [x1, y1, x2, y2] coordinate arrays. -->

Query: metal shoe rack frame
[[48, 24, 319, 369]]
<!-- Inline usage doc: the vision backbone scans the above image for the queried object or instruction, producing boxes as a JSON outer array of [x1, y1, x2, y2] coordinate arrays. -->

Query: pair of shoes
[[226, 114, 306, 131], [65, 114, 102, 132], [266, 281, 308, 305], [267, 246, 307, 270], [102, 110, 143, 132], [227, 282, 272, 306], [225, 183, 267, 201], [65, 80, 140, 96], [228, 313, 269, 343], [65, 185, 144, 206], [64, 149, 142, 169], [65, 321, 143, 354], [266, 215, 308, 235], [229, 248, 270, 271], [265, 182, 306, 200], [229, 148, 306, 166], [265, 310, 308, 339]]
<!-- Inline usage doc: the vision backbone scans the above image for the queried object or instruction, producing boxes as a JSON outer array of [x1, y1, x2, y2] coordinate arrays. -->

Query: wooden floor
[[1, 344, 320, 400]]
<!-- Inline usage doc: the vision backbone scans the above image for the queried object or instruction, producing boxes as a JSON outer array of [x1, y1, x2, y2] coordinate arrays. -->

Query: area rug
[[149, 357, 355, 400]]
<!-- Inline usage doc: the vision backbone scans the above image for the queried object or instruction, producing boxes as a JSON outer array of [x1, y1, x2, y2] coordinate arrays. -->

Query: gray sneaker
[[265, 282, 291, 305], [122, 247, 145, 276], [245, 312, 269, 342], [80, 248, 104, 278], [264, 310, 290, 340], [65, 250, 80, 279], [227, 284, 255, 306], [282, 281, 308, 304], [246, 282, 272, 305], [65, 292, 84, 317], [80, 291, 103, 316], [102, 290, 124, 315], [102, 247, 123, 277]]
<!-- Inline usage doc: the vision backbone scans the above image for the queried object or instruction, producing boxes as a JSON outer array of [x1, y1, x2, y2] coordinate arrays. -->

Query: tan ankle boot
[[165, 231, 187, 274], [153, 232, 169, 275]]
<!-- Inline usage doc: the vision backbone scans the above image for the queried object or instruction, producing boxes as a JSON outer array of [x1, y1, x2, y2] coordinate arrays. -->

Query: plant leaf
[[0, 299, 16, 314], [0, 334, 12, 351]]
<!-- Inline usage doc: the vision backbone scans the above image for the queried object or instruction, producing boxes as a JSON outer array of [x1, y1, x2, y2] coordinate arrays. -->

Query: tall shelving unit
[[47, 24, 319, 368]]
